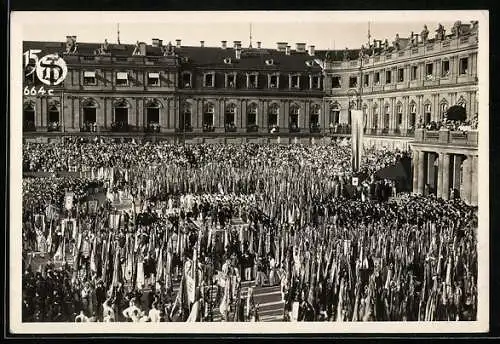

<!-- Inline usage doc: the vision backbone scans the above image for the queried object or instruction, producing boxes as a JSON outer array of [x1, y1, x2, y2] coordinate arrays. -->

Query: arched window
[[47, 100, 61, 132], [383, 104, 390, 131], [289, 104, 300, 132], [203, 103, 215, 131], [396, 102, 403, 129], [112, 98, 129, 132], [310, 105, 321, 132], [424, 103, 432, 125], [225, 103, 237, 132], [145, 99, 161, 132], [23, 101, 36, 131], [268, 103, 279, 129], [329, 103, 340, 126], [409, 102, 417, 130], [247, 103, 258, 131], [181, 102, 192, 132], [440, 101, 448, 120]]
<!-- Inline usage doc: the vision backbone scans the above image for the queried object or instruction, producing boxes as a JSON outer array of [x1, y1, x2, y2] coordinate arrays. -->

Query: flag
[[350, 109, 364, 172]]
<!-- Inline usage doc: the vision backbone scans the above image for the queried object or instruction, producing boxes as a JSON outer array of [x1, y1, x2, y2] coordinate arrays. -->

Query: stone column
[[416, 150, 425, 195], [460, 156, 469, 203], [72, 97, 79, 129], [442, 153, 450, 200], [470, 155, 478, 206], [437, 153, 444, 198], [97, 98, 105, 129]]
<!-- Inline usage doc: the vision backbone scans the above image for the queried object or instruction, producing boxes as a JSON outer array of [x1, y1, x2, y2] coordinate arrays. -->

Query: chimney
[[139, 42, 147, 56], [221, 40, 227, 49], [286, 45, 291, 55], [235, 45, 241, 59], [152, 38, 162, 47], [276, 42, 287, 52], [176, 39, 181, 48], [257, 41, 261, 49], [296, 43, 306, 52], [308, 45, 315, 56], [200, 41, 205, 48], [158, 39, 163, 47], [233, 40, 242, 48]]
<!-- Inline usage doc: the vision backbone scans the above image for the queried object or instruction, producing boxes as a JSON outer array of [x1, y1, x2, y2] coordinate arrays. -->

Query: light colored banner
[[351, 110, 364, 172]]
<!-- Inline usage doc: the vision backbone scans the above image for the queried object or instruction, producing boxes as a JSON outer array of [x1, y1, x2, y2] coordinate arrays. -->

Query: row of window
[[79, 71, 324, 89], [181, 72, 322, 90], [331, 56, 470, 89]]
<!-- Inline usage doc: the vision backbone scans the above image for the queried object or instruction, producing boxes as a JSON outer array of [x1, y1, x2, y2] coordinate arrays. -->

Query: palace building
[[21, 20, 479, 204]]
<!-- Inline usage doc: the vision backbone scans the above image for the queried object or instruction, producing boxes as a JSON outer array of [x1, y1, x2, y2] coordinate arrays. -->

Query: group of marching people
[[21, 140, 477, 322]]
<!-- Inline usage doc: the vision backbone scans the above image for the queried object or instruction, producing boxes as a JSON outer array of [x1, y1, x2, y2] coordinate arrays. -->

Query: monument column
[[442, 153, 450, 200]]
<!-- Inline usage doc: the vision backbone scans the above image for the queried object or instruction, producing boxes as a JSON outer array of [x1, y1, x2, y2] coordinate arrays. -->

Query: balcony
[[414, 128, 478, 146], [246, 125, 259, 133], [111, 121, 129, 132], [47, 121, 61, 132], [81, 122, 98, 132], [268, 125, 280, 133], [310, 123, 321, 133], [178, 125, 193, 133], [23, 121, 36, 132], [145, 123, 161, 133], [202, 125, 215, 133], [224, 124, 237, 132]]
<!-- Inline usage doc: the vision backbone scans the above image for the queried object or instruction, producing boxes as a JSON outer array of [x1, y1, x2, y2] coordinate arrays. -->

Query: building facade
[[21, 21, 480, 204]]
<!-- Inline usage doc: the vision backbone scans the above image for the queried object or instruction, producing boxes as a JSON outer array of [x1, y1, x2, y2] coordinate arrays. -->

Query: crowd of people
[[21, 140, 477, 323]]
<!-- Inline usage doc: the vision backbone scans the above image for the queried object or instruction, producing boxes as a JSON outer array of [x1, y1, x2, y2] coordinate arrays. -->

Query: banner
[[65, 192, 74, 211], [350, 110, 364, 172]]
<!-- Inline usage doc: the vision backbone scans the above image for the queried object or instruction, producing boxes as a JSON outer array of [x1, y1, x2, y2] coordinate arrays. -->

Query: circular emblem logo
[[36, 54, 68, 86]]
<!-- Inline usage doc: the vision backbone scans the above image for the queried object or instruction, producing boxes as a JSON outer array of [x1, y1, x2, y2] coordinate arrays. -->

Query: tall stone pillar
[[417, 150, 425, 195], [437, 153, 444, 198], [461, 156, 471, 204], [442, 153, 450, 200], [412, 149, 420, 194], [470, 155, 478, 206]]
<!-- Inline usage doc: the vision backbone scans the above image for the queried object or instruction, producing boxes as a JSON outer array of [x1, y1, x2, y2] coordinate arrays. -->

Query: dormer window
[[224, 57, 232, 64], [225, 73, 236, 88], [349, 76, 357, 88], [83, 71, 97, 86], [332, 76, 341, 88], [411, 65, 418, 80], [247, 73, 258, 88], [459, 57, 468, 75], [425, 63, 434, 79], [265, 59, 274, 65], [116, 72, 129, 86], [385, 70, 392, 84], [442, 60, 450, 77], [269, 74, 279, 88], [182, 72, 192, 88], [290, 74, 300, 89], [204, 73, 215, 88], [310, 75, 321, 89], [398, 68, 404, 82], [147, 72, 160, 86]]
